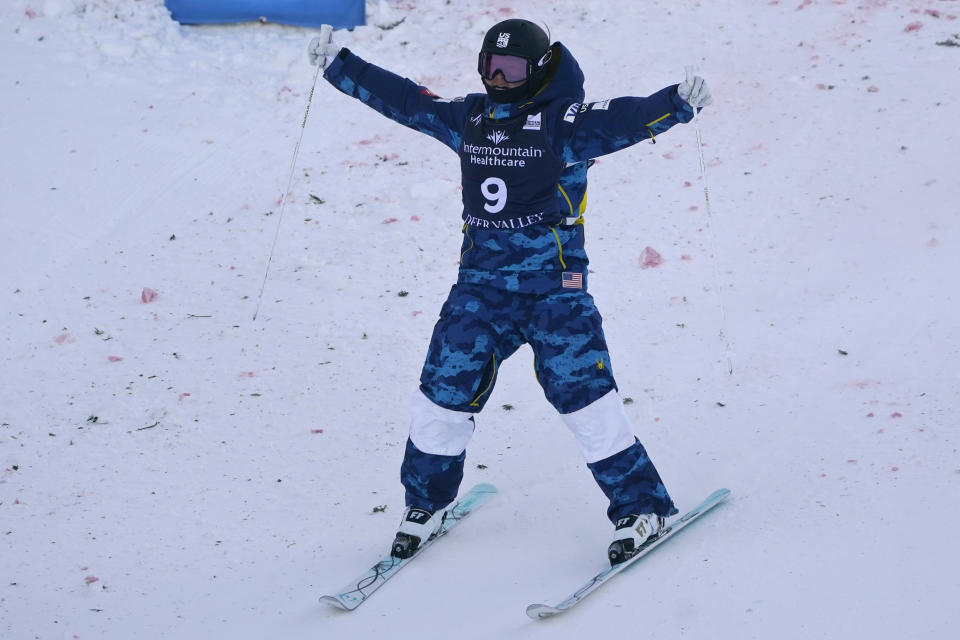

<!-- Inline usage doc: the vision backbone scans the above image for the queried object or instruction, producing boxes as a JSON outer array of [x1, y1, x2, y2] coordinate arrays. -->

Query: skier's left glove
[[307, 24, 339, 69], [678, 67, 712, 109]]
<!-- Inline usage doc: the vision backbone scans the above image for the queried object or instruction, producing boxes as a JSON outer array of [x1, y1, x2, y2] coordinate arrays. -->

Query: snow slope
[[1, 1, 958, 638]]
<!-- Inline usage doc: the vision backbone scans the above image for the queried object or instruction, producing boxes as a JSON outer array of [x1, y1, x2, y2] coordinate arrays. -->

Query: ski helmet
[[478, 19, 552, 103]]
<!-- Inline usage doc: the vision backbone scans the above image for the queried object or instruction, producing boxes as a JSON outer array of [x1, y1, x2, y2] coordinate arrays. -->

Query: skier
[[308, 19, 712, 566]]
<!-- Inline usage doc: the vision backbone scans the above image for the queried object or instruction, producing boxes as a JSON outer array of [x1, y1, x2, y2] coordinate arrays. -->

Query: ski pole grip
[[319, 23, 333, 46]]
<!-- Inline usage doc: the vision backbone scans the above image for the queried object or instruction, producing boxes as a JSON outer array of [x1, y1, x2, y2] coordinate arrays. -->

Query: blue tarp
[[164, 0, 365, 29]]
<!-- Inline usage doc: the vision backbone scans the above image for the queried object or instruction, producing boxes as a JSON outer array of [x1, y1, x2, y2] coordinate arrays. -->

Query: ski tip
[[320, 595, 351, 611], [526, 603, 561, 620], [471, 482, 498, 494]]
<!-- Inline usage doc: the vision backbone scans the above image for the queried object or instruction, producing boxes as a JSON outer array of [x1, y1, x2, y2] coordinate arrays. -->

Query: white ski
[[321, 483, 498, 611], [526, 488, 731, 619]]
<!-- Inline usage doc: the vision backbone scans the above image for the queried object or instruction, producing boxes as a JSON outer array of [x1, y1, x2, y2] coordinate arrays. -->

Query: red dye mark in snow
[[85, 576, 100, 585], [796, 0, 813, 10], [639, 247, 663, 269], [904, 21, 923, 32], [847, 459, 858, 464], [891, 467, 900, 472], [846, 379, 880, 389], [108, 356, 123, 363], [654, 417, 661, 423], [179, 393, 191, 401], [357, 135, 385, 146], [683, 181, 693, 187], [890, 412, 903, 418], [819, 473, 827, 478], [54, 333, 73, 345], [25, 8, 37, 18], [141, 287, 158, 303], [689, 205, 699, 211], [661, 152, 675, 160], [924, 9, 940, 18], [680, 255, 692, 261], [382, 217, 398, 224], [816, 83, 829, 90], [311, 429, 324, 434], [81, 566, 88, 571], [867, 86, 879, 93], [410, 215, 421, 221], [876, 428, 885, 434], [927, 238, 940, 248], [866, 412, 874, 417], [412, 310, 423, 317]]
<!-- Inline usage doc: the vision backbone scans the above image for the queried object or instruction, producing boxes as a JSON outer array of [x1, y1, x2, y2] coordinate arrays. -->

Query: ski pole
[[685, 65, 734, 375], [252, 25, 330, 322]]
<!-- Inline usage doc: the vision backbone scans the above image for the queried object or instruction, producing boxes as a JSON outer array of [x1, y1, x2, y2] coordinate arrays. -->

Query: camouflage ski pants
[[401, 283, 676, 523]]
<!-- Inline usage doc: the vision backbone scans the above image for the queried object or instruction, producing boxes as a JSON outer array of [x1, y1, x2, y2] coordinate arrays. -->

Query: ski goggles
[[478, 52, 529, 83]]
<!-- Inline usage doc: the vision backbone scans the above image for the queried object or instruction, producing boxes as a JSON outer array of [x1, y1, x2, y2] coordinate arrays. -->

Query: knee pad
[[409, 391, 476, 456], [560, 390, 637, 463]]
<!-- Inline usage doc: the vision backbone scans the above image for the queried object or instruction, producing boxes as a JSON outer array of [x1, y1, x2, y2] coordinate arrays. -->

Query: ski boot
[[608, 513, 665, 566], [391, 506, 446, 559]]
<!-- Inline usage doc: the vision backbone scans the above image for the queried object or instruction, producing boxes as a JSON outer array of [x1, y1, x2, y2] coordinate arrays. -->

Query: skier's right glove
[[307, 24, 339, 69]]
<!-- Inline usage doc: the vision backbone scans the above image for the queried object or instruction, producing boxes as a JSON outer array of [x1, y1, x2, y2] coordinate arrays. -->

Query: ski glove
[[678, 67, 712, 109], [307, 24, 339, 69]]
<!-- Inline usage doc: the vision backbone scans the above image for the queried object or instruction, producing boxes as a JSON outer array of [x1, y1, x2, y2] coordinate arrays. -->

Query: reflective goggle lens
[[479, 53, 528, 82]]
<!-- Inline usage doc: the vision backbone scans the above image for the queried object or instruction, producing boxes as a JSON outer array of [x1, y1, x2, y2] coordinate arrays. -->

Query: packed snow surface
[[1, 1, 958, 638]]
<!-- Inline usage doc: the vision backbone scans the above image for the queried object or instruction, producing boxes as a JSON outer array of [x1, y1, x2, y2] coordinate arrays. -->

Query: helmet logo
[[496, 32, 510, 48]]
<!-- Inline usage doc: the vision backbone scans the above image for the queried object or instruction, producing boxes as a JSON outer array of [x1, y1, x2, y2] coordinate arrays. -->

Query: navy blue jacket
[[323, 44, 696, 293]]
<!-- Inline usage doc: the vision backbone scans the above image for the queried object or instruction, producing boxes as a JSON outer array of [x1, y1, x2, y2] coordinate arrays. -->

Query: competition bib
[[459, 109, 565, 229]]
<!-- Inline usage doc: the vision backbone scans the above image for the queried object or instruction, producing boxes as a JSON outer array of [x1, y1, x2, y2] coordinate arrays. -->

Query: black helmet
[[478, 19, 553, 103]]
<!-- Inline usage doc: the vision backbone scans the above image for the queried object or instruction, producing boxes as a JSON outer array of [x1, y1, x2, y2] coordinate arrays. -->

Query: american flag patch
[[562, 272, 583, 289]]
